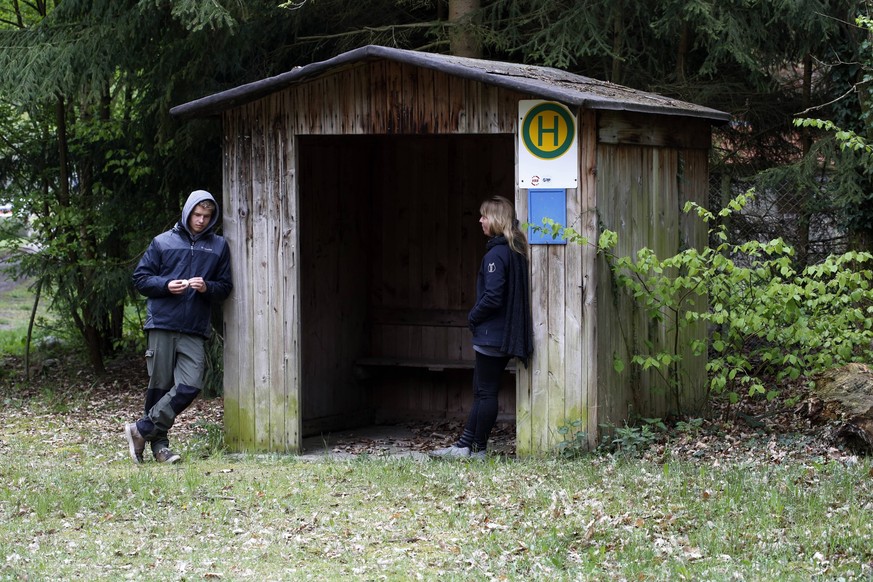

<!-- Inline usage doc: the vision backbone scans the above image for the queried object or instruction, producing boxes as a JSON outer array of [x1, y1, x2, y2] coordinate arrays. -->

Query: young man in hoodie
[[124, 190, 233, 464]]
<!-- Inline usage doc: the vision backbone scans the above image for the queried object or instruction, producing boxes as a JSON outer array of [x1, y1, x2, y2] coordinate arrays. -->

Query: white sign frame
[[518, 100, 578, 189]]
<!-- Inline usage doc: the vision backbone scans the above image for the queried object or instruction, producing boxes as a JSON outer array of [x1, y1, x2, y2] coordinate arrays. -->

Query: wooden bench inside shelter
[[356, 306, 516, 373]]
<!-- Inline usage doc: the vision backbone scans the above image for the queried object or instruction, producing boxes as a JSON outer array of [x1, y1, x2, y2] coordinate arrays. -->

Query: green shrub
[[539, 192, 873, 411], [622, 193, 873, 406], [555, 418, 589, 459], [597, 418, 666, 458]]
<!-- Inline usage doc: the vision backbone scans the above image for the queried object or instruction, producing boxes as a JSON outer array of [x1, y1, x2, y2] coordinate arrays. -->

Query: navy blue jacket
[[469, 236, 534, 366], [133, 191, 233, 339], [469, 239, 511, 348]]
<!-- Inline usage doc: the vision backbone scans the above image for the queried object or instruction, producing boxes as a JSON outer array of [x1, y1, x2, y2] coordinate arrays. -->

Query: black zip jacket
[[133, 190, 233, 339]]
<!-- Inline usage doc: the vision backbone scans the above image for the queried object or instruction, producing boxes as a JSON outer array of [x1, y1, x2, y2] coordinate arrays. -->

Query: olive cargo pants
[[134, 330, 205, 453]]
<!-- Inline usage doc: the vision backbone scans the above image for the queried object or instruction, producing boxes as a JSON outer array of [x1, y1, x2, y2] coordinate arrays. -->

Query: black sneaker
[[124, 423, 145, 465], [153, 447, 181, 464]]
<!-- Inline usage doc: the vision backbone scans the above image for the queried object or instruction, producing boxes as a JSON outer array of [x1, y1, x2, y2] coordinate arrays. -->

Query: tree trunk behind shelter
[[449, 0, 480, 58]]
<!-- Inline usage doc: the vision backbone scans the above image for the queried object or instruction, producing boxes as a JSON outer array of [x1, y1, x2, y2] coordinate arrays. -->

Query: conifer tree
[[0, 0, 301, 371]]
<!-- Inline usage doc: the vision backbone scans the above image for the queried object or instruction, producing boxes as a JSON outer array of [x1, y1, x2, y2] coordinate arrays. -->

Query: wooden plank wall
[[368, 136, 513, 355], [221, 109, 246, 452], [677, 149, 710, 412], [594, 112, 711, 428], [367, 135, 516, 421], [580, 111, 600, 448], [223, 94, 301, 452]]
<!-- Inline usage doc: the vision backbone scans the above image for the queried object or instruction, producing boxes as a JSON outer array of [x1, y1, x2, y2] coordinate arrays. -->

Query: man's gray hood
[[180, 190, 220, 238]]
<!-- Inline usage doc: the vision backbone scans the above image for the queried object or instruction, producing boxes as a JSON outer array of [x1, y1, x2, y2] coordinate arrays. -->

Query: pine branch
[[296, 20, 446, 42]]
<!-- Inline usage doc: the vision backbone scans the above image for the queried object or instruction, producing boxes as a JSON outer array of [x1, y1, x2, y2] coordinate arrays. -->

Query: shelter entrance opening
[[297, 134, 517, 444]]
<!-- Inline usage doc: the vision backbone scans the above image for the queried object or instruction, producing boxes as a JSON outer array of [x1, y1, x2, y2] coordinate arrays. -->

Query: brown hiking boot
[[153, 447, 181, 464], [124, 423, 145, 464]]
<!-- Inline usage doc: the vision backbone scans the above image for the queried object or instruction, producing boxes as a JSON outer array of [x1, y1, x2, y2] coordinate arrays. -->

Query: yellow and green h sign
[[521, 102, 575, 160]]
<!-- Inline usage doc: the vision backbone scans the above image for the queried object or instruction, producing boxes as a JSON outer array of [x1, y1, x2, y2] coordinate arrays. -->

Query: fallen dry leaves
[[0, 349, 865, 465], [0, 352, 222, 451]]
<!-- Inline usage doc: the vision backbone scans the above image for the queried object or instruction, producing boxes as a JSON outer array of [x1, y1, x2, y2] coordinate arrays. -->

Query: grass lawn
[[0, 374, 871, 581]]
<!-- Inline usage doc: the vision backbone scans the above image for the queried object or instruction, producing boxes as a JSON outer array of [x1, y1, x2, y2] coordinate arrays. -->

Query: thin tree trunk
[[611, 0, 624, 83], [56, 92, 107, 373], [676, 22, 689, 84], [796, 53, 814, 267], [449, 0, 480, 58], [55, 94, 69, 206], [24, 277, 42, 382]]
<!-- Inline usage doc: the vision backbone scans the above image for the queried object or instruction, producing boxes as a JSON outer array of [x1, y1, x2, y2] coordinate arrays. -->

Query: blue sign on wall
[[528, 188, 567, 245]]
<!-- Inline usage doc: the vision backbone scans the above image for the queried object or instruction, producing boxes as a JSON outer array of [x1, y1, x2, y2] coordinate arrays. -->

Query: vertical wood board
[[579, 110, 599, 446]]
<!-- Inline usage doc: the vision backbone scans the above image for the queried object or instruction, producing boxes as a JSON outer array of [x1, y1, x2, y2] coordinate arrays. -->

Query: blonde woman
[[431, 196, 533, 460]]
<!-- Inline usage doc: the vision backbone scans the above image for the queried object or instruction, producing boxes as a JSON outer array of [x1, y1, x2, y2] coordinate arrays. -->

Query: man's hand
[[188, 277, 207, 293], [169, 279, 190, 294]]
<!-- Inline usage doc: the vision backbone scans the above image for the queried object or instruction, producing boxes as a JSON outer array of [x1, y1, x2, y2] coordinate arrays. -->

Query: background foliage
[[2, 0, 873, 393]]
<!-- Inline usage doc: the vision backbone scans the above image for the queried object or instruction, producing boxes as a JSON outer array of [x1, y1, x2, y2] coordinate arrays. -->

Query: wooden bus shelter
[[170, 45, 730, 455]]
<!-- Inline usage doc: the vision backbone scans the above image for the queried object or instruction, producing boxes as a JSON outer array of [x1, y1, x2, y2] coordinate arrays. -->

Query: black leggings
[[462, 351, 511, 451]]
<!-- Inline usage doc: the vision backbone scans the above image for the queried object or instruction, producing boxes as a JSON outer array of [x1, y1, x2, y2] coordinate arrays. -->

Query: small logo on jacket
[[488, 262, 496, 273]]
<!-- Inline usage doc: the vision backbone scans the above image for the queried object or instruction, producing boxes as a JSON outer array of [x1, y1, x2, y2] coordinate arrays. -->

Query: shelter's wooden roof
[[170, 44, 730, 123]]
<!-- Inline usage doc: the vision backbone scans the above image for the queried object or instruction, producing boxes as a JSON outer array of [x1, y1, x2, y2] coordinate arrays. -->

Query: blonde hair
[[480, 195, 527, 255]]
